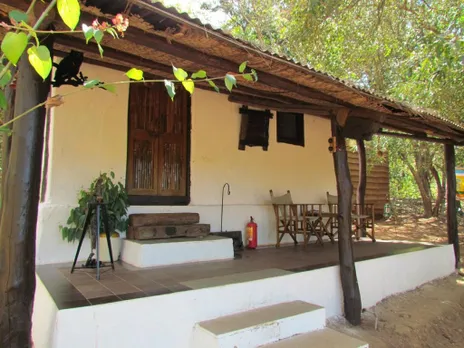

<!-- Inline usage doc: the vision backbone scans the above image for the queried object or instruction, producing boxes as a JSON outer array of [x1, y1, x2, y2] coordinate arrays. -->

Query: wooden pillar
[[1, 66, 17, 204], [331, 117, 362, 325], [0, 40, 52, 346], [445, 143, 460, 268], [356, 139, 367, 237]]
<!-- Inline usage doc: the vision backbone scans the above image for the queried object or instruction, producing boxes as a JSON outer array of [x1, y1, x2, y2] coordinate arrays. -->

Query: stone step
[[192, 301, 325, 348], [261, 328, 369, 348], [121, 235, 233, 268], [127, 223, 210, 240]]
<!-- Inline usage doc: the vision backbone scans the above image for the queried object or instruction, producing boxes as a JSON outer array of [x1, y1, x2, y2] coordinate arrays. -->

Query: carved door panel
[[127, 83, 188, 199]]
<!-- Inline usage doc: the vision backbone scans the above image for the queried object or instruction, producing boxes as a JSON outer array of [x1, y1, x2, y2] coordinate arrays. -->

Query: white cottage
[[1, 1, 461, 347]]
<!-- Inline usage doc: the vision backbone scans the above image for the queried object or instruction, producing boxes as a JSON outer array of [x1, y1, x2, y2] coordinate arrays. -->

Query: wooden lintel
[[228, 94, 333, 117], [336, 108, 350, 127]]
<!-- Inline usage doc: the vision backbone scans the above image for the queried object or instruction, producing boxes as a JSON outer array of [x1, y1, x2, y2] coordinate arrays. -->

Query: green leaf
[[224, 74, 237, 92], [0, 67, 12, 88], [182, 79, 195, 94], [251, 69, 258, 82], [1, 32, 28, 66], [94, 29, 104, 44], [27, 45, 52, 80], [191, 70, 207, 79], [82, 24, 94, 43], [126, 68, 144, 81], [239, 61, 247, 73], [97, 43, 104, 58], [9, 10, 28, 24], [84, 79, 101, 88], [106, 27, 119, 39], [57, 0, 81, 31], [242, 74, 253, 82], [0, 126, 12, 135], [102, 84, 116, 93], [172, 65, 188, 81], [208, 80, 220, 93], [164, 80, 176, 100], [0, 90, 6, 110]]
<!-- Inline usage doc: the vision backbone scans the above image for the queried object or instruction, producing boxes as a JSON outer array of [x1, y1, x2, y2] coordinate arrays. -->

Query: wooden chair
[[270, 190, 323, 247], [326, 192, 376, 242]]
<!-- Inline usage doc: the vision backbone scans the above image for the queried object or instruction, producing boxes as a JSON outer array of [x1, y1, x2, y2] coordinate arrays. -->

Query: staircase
[[192, 301, 368, 348]]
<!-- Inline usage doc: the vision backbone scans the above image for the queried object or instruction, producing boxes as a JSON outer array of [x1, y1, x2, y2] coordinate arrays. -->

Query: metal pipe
[[221, 183, 231, 232]]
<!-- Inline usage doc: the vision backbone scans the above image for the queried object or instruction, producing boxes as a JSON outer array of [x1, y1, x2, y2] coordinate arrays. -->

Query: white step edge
[[192, 301, 325, 348], [261, 328, 369, 348]]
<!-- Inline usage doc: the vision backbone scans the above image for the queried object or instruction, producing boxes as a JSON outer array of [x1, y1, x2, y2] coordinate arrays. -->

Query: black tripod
[[71, 198, 115, 280]]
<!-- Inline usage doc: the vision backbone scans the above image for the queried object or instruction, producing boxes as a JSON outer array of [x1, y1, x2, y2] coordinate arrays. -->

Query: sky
[[159, 0, 228, 28]]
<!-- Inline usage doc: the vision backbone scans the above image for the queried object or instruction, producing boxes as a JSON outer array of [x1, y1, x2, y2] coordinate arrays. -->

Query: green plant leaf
[[242, 73, 253, 82], [1, 32, 28, 66], [239, 61, 247, 73], [0, 90, 7, 110], [164, 79, 176, 100], [224, 74, 237, 92], [94, 29, 104, 44], [82, 24, 94, 43], [84, 79, 100, 88], [182, 79, 195, 94], [0, 126, 12, 135], [192, 70, 207, 79], [9, 10, 28, 24], [102, 84, 116, 93], [208, 80, 220, 93], [172, 65, 188, 81], [251, 69, 258, 81], [126, 68, 143, 81], [97, 43, 104, 58], [27, 45, 52, 80], [0, 67, 12, 88], [57, 0, 80, 30]]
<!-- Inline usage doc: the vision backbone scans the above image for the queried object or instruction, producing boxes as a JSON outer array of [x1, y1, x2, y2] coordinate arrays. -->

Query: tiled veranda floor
[[36, 239, 435, 310]]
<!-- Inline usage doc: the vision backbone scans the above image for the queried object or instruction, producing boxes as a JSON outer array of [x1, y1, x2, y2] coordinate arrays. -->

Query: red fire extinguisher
[[246, 216, 257, 249]]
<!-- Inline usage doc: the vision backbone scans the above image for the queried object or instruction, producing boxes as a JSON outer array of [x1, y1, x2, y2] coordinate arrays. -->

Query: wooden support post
[[1, 66, 17, 204], [331, 117, 362, 325], [357, 139, 367, 237], [445, 144, 460, 268], [0, 40, 52, 345]]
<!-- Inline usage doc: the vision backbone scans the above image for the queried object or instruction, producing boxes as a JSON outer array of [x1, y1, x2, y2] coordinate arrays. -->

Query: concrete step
[[261, 328, 369, 348], [192, 301, 325, 348]]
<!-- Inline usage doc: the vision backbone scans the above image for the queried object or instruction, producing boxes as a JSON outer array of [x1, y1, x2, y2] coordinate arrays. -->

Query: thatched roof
[[2, 0, 464, 144]]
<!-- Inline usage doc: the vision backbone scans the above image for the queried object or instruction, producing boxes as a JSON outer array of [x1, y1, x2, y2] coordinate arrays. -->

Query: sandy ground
[[329, 215, 464, 347]]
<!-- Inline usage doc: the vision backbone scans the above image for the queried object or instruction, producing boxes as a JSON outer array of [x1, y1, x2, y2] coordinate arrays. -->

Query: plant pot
[[99, 232, 121, 262]]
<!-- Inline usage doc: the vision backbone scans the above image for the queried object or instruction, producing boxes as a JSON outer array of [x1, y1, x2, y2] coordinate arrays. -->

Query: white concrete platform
[[192, 301, 325, 348], [121, 235, 234, 268], [262, 328, 368, 347]]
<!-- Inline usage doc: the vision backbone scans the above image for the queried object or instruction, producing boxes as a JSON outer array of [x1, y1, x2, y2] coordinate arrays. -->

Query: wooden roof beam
[[228, 94, 332, 117]]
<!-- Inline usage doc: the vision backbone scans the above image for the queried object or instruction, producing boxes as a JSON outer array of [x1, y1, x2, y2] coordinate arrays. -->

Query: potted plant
[[59, 172, 129, 262]]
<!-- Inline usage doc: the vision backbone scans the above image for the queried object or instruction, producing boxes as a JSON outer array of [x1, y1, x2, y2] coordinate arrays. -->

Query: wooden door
[[127, 83, 189, 204]]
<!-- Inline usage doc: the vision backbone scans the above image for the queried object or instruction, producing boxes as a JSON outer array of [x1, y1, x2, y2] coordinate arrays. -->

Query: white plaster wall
[[36, 63, 336, 264], [38, 245, 454, 348], [32, 276, 59, 348]]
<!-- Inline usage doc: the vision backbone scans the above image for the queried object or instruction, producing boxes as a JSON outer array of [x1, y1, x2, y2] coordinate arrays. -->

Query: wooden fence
[[348, 151, 389, 218]]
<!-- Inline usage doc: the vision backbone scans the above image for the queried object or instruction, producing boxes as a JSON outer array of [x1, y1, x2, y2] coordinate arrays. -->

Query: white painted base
[[192, 301, 325, 348], [121, 235, 234, 268], [263, 328, 369, 348]]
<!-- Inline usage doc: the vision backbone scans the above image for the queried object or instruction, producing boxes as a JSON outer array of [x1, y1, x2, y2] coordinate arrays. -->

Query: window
[[276, 112, 305, 146], [238, 106, 272, 151], [126, 83, 190, 205]]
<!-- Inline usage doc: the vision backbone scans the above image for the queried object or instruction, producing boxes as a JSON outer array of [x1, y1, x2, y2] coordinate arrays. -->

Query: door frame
[[125, 87, 191, 206]]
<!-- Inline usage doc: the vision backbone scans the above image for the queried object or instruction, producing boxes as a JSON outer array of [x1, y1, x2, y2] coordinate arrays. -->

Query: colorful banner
[[456, 168, 464, 200]]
